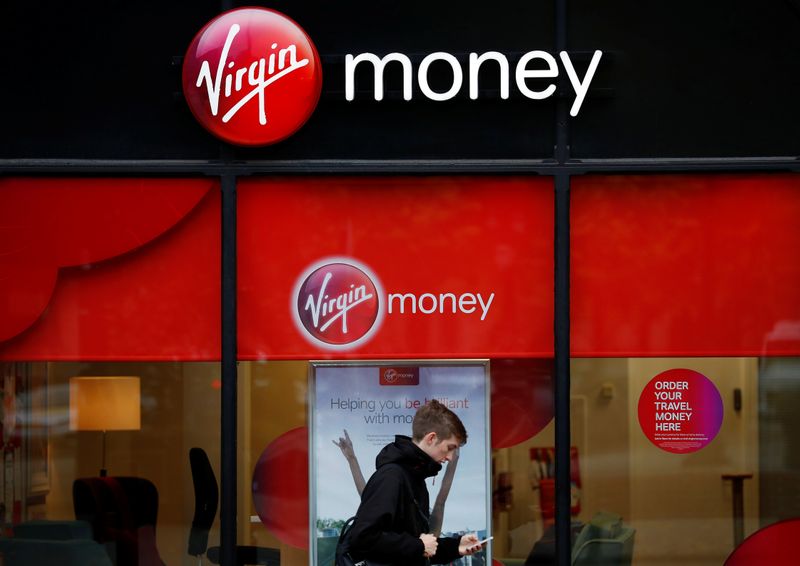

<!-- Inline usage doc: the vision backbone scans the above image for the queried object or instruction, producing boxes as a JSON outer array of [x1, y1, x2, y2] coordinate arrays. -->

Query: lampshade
[[69, 376, 141, 431]]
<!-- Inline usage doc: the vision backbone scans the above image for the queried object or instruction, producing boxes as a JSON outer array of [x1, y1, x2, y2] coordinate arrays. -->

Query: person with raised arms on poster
[[334, 429, 461, 536], [340, 400, 484, 565]]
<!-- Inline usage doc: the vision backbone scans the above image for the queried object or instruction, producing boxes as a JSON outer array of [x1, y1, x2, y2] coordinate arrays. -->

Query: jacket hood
[[375, 435, 442, 480]]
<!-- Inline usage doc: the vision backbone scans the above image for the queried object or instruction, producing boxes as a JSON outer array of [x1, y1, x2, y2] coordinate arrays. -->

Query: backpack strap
[[336, 516, 357, 558]]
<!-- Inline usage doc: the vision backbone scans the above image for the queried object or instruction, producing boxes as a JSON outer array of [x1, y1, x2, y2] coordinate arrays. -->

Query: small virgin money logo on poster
[[182, 7, 322, 146], [293, 259, 384, 349], [380, 367, 420, 386]]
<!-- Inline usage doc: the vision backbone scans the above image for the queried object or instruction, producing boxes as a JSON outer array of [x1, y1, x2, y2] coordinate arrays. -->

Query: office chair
[[188, 447, 281, 566], [73, 476, 166, 566], [571, 512, 635, 566]]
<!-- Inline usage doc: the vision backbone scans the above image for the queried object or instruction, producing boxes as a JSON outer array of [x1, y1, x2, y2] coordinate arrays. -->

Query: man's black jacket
[[348, 435, 461, 565]]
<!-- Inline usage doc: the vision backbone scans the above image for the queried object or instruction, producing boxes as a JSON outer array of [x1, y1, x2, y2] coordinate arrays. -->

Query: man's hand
[[458, 533, 481, 556], [420, 533, 438, 557]]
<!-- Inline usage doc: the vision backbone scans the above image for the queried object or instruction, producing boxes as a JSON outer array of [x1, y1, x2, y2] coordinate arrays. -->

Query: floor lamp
[[69, 376, 141, 477]]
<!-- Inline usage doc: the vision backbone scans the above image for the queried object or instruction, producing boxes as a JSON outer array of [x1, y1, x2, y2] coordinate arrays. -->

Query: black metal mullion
[[554, 0, 571, 562], [220, 173, 237, 566], [554, 174, 571, 565]]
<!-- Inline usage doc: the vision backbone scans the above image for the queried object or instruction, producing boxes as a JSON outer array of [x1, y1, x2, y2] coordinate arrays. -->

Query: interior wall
[[492, 357, 762, 565], [571, 358, 632, 522], [758, 356, 800, 525], [180, 362, 222, 566], [42, 360, 310, 566], [492, 420, 553, 558], [627, 358, 759, 566], [38, 357, 761, 566], [44, 361, 221, 566], [246, 360, 309, 566], [492, 358, 631, 559]]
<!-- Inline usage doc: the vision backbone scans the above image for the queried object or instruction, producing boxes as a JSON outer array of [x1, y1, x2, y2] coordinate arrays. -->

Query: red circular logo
[[182, 8, 322, 146], [293, 260, 383, 348]]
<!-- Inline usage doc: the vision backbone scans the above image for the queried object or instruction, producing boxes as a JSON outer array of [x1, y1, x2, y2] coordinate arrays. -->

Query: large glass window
[[0, 178, 220, 566], [6, 172, 797, 566], [237, 177, 555, 566], [570, 175, 800, 565]]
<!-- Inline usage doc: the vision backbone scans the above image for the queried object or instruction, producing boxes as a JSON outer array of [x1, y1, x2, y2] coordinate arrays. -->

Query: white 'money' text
[[345, 50, 603, 116], [388, 292, 495, 321]]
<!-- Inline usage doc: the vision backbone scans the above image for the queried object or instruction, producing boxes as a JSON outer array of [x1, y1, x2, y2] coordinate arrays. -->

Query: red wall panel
[[572, 174, 800, 356], [0, 178, 219, 360]]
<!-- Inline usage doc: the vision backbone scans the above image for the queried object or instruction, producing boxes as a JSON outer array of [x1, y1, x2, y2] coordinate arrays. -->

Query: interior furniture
[[570, 511, 635, 566], [500, 513, 633, 566], [69, 376, 141, 476], [0, 520, 112, 566], [73, 476, 166, 566], [189, 446, 280, 565], [515, 520, 584, 565], [722, 473, 754, 546]]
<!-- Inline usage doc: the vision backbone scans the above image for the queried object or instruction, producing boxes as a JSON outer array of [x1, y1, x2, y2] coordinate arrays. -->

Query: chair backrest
[[188, 446, 219, 557], [571, 512, 635, 566], [73, 476, 164, 566], [74, 477, 160, 535]]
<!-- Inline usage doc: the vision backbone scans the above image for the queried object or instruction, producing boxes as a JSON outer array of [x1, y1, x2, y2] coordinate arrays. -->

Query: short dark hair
[[412, 399, 468, 445]]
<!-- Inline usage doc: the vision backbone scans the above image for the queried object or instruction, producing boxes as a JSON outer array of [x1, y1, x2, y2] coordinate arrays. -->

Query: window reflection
[[1, 361, 219, 566], [563, 357, 800, 566]]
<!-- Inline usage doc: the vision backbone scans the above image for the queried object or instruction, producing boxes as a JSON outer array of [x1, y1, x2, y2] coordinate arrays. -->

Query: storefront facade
[[2, 2, 799, 566]]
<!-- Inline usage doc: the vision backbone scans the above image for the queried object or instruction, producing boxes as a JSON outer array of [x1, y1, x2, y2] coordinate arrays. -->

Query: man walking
[[347, 399, 482, 564]]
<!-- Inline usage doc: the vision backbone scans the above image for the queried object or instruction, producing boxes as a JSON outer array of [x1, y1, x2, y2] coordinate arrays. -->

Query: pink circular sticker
[[638, 368, 723, 453]]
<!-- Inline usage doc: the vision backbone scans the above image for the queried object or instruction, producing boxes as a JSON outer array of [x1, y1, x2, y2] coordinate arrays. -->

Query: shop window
[[0, 178, 220, 566], [237, 177, 555, 566], [569, 175, 800, 566]]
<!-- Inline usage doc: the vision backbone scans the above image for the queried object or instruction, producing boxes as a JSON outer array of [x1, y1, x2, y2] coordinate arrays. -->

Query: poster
[[311, 361, 490, 565]]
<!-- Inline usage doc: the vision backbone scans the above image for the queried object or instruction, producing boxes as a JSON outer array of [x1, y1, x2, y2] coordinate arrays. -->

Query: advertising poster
[[311, 362, 490, 565]]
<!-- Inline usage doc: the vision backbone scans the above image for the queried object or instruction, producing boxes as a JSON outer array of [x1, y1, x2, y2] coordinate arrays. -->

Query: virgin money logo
[[182, 8, 322, 146], [380, 367, 420, 386], [292, 259, 384, 349]]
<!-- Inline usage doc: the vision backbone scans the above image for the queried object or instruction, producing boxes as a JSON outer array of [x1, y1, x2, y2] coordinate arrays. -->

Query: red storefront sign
[[0, 178, 220, 360], [1, 175, 799, 361], [237, 177, 554, 359], [571, 174, 800, 357]]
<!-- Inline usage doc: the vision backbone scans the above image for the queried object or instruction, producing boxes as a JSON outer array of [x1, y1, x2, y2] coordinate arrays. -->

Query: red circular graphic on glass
[[252, 427, 309, 549], [182, 8, 322, 146], [638, 368, 723, 454], [724, 519, 800, 566], [295, 262, 381, 346]]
